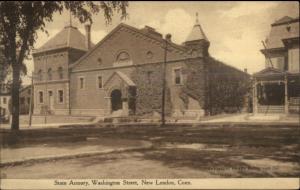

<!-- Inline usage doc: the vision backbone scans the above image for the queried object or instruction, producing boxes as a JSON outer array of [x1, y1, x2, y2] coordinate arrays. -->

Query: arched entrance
[[111, 89, 122, 111]]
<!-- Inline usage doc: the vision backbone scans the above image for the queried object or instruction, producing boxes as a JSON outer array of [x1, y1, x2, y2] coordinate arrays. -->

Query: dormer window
[[114, 51, 132, 67]]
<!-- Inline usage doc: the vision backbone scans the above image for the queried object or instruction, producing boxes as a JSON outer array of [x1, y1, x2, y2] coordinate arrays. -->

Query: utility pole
[[44, 51, 48, 124], [28, 73, 34, 127], [161, 34, 171, 127]]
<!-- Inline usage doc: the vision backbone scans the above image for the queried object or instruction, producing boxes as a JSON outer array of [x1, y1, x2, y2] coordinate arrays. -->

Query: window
[[191, 49, 198, 57], [79, 77, 85, 89], [114, 51, 132, 66], [48, 91, 53, 97], [58, 67, 63, 79], [58, 90, 64, 103], [116, 51, 130, 62], [97, 76, 103, 89], [97, 58, 102, 65], [38, 69, 43, 81], [146, 51, 153, 59], [174, 68, 182, 85], [47, 68, 52, 80], [27, 97, 30, 104], [147, 71, 153, 84], [3, 97, 7, 104], [39, 91, 44, 103]]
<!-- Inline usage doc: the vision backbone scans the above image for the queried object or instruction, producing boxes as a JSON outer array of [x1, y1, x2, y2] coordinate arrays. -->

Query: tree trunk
[[11, 61, 20, 131]]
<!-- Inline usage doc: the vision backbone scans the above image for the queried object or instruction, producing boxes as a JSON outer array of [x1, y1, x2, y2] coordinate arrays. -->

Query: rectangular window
[[79, 77, 85, 89], [174, 68, 182, 85], [27, 97, 30, 104], [3, 97, 7, 104], [97, 76, 103, 89], [58, 90, 64, 103], [39, 91, 44, 103], [147, 71, 153, 84]]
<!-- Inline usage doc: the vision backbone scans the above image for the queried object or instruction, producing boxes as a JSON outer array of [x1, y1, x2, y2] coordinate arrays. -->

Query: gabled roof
[[33, 25, 93, 54], [70, 23, 186, 69], [104, 71, 135, 87]]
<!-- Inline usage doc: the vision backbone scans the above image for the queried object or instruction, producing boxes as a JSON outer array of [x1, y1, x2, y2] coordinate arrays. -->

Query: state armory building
[[32, 17, 249, 118]]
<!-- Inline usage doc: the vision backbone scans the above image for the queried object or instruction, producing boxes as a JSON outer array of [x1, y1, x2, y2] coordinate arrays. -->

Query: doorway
[[111, 89, 122, 111]]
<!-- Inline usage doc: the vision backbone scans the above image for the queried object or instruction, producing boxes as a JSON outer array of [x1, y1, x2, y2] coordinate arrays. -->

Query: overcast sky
[[23, 1, 299, 84]]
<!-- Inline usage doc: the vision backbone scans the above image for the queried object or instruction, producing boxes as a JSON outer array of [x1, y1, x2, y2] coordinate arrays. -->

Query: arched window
[[116, 51, 130, 62], [146, 51, 153, 59], [47, 68, 52, 80], [114, 51, 132, 66], [38, 69, 42, 81], [58, 67, 63, 79]]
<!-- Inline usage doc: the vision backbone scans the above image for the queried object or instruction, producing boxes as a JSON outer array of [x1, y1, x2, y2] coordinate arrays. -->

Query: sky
[[22, 1, 299, 84]]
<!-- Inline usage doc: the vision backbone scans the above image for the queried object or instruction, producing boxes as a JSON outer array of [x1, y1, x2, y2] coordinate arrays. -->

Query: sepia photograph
[[0, 1, 299, 189]]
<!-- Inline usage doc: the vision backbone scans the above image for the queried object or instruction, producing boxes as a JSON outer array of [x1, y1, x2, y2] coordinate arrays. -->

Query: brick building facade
[[33, 17, 249, 118]]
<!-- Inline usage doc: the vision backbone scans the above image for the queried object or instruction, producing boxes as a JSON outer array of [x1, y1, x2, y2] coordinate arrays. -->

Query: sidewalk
[[199, 113, 299, 125], [0, 138, 152, 167], [0, 122, 94, 130], [0, 114, 96, 130]]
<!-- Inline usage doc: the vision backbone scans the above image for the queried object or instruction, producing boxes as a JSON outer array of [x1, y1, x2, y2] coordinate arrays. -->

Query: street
[[1, 124, 300, 178]]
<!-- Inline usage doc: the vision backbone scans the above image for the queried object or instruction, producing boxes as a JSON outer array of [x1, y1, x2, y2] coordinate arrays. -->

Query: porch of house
[[253, 68, 300, 115]]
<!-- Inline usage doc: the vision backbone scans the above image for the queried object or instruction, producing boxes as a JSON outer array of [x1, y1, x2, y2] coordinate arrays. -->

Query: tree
[[0, 1, 128, 130]]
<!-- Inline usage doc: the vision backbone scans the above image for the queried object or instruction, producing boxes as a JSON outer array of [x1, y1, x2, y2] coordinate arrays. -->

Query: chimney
[[84, 24, 91, 50], [165, 34, 172, 42]]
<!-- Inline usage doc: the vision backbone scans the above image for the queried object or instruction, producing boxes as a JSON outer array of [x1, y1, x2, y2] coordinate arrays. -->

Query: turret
[[184, 13, 210, 57]]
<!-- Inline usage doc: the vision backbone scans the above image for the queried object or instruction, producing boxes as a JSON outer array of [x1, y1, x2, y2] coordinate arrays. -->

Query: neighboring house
[[253, 16, 300, 114], [19, 85, 32, 115], [0, 83, 10, 117], [0, 83, 33, 117], [32, 16, 249, 118]]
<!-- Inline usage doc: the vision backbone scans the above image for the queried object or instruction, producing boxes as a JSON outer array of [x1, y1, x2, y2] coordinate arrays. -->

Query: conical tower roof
[[185, 13, 208, 42]]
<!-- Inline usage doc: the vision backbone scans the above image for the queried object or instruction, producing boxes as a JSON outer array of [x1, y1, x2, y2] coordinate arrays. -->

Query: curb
[[0, 143, 153, 167]]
